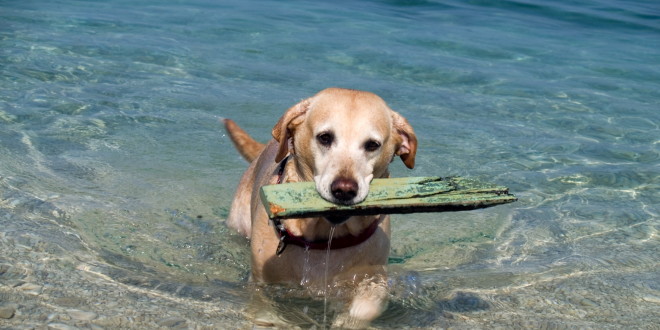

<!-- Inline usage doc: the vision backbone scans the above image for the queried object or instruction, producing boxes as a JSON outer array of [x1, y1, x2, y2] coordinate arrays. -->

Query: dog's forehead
[[307, 91, 392, 134], [314, 89, 388, 111]]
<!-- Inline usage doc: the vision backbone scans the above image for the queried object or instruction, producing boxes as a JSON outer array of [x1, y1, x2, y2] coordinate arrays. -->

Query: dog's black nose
[[331, 177, 358, 203]]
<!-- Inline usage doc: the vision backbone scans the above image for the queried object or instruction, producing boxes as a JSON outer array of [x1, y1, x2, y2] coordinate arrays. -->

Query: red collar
[[271, 156, 380, 255], [272, 217, 380, 255]]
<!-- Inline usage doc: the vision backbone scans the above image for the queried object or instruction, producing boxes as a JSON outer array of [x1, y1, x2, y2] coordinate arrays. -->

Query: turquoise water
[[1, 0, 658, 328]]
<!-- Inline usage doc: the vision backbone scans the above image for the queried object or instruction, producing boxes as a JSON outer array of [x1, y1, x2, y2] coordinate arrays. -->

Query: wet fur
[[224, 88, 417, 327]]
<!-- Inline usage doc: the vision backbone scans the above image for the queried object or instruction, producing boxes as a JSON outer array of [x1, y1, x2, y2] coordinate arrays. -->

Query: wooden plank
[[260, 177, 517, 220]]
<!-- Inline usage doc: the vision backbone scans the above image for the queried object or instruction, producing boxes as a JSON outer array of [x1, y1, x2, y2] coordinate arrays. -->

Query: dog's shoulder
[[227, 140, 284, 238]]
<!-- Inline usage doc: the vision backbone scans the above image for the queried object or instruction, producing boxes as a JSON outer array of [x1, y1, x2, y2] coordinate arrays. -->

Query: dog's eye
[[364, 140, 381, 152], [316, 132, 334, 147]]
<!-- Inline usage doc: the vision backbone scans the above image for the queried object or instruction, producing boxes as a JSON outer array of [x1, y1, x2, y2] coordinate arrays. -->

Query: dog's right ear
[[391, 110, 418, 169], [272, 98, 311, 162]]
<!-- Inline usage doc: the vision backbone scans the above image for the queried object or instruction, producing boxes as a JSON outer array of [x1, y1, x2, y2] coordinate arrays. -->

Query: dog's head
[[272, 88, 417, 208]]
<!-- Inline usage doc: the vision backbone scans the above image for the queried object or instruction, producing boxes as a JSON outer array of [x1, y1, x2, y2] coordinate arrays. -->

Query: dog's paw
[[252, 308, 287, 328], [333, 311, 371, 329], [333, 294, 386, 329], [350, 296, 383, 323]]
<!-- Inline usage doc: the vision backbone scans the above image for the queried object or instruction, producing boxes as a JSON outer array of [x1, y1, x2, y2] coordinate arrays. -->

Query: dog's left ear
[[272, 98, 311, 162], [391, 111, 417, 169]]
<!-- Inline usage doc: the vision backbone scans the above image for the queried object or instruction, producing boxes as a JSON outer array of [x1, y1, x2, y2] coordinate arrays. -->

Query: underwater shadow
[[93, 249, 248, 304], [438, 291, 491, 312], [374, 290, 490, 328]]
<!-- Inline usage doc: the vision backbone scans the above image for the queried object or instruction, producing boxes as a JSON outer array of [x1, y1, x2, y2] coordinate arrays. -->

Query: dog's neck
[[271, 216, 381, 255], [272, 154, 382, 255]]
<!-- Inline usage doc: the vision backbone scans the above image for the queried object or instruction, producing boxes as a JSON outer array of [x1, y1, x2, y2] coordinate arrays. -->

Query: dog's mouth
[[324, 215, 351, 225]]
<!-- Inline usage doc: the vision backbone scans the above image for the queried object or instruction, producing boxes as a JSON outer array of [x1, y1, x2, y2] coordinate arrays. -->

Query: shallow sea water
[[1, 0, 659, 328]]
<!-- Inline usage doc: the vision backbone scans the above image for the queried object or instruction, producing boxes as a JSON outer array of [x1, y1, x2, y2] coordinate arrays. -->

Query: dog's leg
[[333, 274, 389, 329], [246, 286, 288, 328]]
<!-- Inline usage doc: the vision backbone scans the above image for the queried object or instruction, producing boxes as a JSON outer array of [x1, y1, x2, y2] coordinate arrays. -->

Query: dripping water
[[300, 245, 311, 286], [323, 225, 336, 328]]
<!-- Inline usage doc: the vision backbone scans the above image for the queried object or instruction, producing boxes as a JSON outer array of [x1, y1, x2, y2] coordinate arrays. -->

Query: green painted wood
[[260, 177, 517, 219]]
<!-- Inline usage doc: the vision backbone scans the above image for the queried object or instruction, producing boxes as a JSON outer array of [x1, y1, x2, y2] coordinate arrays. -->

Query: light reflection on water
[[1, 0, 658, 328]]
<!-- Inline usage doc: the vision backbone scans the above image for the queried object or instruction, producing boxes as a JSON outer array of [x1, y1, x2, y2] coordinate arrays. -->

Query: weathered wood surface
[[260, 177, 517, 220]]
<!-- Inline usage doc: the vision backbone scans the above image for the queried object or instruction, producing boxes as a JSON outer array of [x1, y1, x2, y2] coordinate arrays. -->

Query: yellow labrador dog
[[224, 88, 417, 327]]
